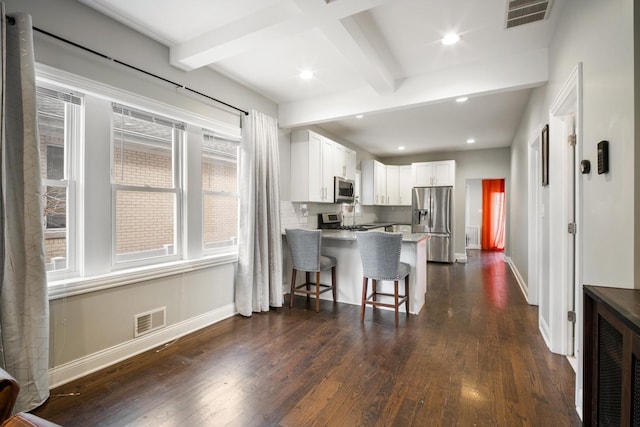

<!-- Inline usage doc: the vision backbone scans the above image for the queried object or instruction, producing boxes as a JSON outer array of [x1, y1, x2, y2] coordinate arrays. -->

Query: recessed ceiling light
[[398, 146, 405, 151], [442, 33, 461, 45], [299, 69, 314, 80], [467, 138, 476, 144], [456, 97, 468, 103], [356, 114, 364, 119]]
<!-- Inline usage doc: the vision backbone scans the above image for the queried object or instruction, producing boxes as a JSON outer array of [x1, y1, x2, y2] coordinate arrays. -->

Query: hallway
[[32, 250, 581, 426]]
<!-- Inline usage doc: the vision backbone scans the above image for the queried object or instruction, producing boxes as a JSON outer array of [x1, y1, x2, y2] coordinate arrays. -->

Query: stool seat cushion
[[397, 262, 410, 279], [320, 255, 337, 270]]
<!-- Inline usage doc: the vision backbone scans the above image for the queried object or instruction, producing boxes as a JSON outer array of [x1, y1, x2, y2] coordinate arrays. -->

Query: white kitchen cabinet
[[362, 160, 387, 205], [399, 165, 412, 206], [384, 165, 412, 206], [290, 130, 335, 202], [386, 165, 400, 205], [412, 160, 455, 187], [346, 148, 356, 180], [334, 144, 356, 180]]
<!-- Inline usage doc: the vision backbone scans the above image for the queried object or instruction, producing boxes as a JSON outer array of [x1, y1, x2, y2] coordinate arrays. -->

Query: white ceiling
[[78, 0, 560, 157]]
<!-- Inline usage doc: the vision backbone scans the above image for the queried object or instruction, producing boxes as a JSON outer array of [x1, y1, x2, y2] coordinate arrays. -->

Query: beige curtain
[[236, 110, 283, 316], [0, 5, 50, 412]]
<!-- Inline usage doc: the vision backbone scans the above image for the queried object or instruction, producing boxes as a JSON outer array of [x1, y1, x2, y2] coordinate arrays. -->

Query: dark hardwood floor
[[32, 250, 581, 426]]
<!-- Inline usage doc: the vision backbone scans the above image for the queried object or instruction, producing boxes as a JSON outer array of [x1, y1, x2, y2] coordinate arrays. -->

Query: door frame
[[527, 134, 541, 306], [547, 62, 583, 357]]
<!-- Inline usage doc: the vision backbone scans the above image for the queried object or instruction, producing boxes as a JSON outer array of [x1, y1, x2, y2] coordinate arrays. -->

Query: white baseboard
[[575, 388, 583, 421], [504, 256, 528, 302], [539, 315, 552, 351], [455, 253, 467, 263], [48, 303, 237, 389]]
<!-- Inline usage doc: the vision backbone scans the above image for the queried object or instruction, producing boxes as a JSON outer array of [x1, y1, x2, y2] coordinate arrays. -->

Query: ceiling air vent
[[134, 307, 166, 338], [505, 0, 553, 29]]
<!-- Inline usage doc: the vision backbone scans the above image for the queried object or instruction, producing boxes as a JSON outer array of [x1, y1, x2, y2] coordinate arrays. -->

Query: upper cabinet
[[373, 164, 412, 206], [290, 130, 334, 202], [334, 144, 356, 180], [412, 160, 455, 187], [398, 165, 412, 206], [290, 129, 356, 202], [386, 165, 400, 205], [363, 161, 444, 206], [361, 160, 387, 205]]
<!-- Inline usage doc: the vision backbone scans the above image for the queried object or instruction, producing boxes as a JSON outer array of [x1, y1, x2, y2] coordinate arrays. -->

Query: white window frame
[[37, 84, 83, 281], [36, 64, 242, 297], [201, 129, 240, 256], [110, 104, 184, 269]]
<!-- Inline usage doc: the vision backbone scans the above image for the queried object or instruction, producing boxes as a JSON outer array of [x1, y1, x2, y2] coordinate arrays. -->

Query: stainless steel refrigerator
[[411, 186, 453, 263]]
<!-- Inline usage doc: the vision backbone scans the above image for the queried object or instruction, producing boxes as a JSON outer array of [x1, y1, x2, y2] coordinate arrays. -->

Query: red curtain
[[481, 179, 506, 251]]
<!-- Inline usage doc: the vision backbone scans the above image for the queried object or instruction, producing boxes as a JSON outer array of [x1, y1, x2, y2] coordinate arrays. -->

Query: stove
[[318, 213, 367, 231]]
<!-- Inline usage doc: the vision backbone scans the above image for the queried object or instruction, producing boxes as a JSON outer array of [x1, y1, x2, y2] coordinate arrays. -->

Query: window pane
[[202, 134, 238, 252], [115, 190, 176, 261], [112, 112, 174, 188], [203, 193, 238, 249], [202, 137, 238, 192], [47, 145, 64, 180], [45, 185, 67, 229], [37, 89, 71, 273]]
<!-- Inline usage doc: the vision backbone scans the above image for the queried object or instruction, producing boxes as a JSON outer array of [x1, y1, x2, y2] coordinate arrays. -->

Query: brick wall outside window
[[113, 146, 175, 255], [202, 157, 238, 246]]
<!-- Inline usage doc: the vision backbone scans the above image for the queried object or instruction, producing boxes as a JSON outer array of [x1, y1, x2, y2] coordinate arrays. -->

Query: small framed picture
[[541, 124, 549, 186]]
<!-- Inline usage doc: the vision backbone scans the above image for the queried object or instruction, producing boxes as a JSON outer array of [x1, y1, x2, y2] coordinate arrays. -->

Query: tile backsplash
[[280, 201, 308, 231], [281, 201, 394, 232]]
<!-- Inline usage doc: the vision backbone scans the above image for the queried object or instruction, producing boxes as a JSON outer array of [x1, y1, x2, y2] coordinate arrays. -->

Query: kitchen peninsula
[[283, 230, 428, 314]]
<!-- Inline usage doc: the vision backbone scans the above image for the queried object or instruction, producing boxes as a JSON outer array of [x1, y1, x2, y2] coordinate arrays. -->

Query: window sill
[[47, 253, 238, 300]]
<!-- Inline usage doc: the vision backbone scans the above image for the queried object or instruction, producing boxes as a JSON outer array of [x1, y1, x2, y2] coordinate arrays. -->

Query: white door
[[567, 116, 577, 358], [546, 63, 582, 376]]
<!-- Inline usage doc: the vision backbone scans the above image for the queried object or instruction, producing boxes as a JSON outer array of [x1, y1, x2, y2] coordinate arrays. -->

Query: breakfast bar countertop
[[320, 229, 429, 243]]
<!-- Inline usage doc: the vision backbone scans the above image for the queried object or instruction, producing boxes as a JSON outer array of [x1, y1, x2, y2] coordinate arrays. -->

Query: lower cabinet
[[584, 285, 640, 426]]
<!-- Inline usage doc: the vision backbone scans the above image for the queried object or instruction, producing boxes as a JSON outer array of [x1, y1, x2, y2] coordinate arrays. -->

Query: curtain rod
[[28, 25, 249, 116]]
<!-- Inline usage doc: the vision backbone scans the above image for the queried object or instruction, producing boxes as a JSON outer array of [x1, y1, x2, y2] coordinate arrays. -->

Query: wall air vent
[[134, 307, 166, 338], [505, 0, 553, 29]]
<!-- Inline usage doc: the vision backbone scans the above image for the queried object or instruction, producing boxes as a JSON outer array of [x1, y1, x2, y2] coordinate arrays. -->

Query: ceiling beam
[[278, 48, 549, 127], [170, 0, 304, 71], [171, 0, 396, 95], [293, 0, 395, 95]]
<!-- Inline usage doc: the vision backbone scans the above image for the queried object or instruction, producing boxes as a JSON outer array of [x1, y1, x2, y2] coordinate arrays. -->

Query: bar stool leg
[[315, 271, 321, 312], [290, 269, 297, 308], [361, 277, 368, 322], [394, 280, 399, 328], [405, 275, 410, 317], [331, 266, 337, 302], [372, 279, 377, 303]]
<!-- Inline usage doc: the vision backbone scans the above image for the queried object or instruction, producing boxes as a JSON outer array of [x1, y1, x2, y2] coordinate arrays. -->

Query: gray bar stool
[[285, 228, 337, 312], [356, 231, 409, 327]]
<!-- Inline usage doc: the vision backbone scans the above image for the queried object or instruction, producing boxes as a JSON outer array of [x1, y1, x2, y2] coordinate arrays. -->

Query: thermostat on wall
[[597, 140, 609, 174]]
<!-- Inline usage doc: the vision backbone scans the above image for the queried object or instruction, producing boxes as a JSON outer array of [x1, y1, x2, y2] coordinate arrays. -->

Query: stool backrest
[[285, 228, 322, 272], [356, 231, 403, 281]]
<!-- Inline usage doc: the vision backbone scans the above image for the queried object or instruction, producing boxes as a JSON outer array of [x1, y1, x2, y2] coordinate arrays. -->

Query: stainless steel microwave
[[334, 176, 355, 203]]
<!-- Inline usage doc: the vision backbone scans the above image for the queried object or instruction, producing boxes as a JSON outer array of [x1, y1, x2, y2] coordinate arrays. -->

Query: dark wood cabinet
[[584, 285, 640, 426]]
